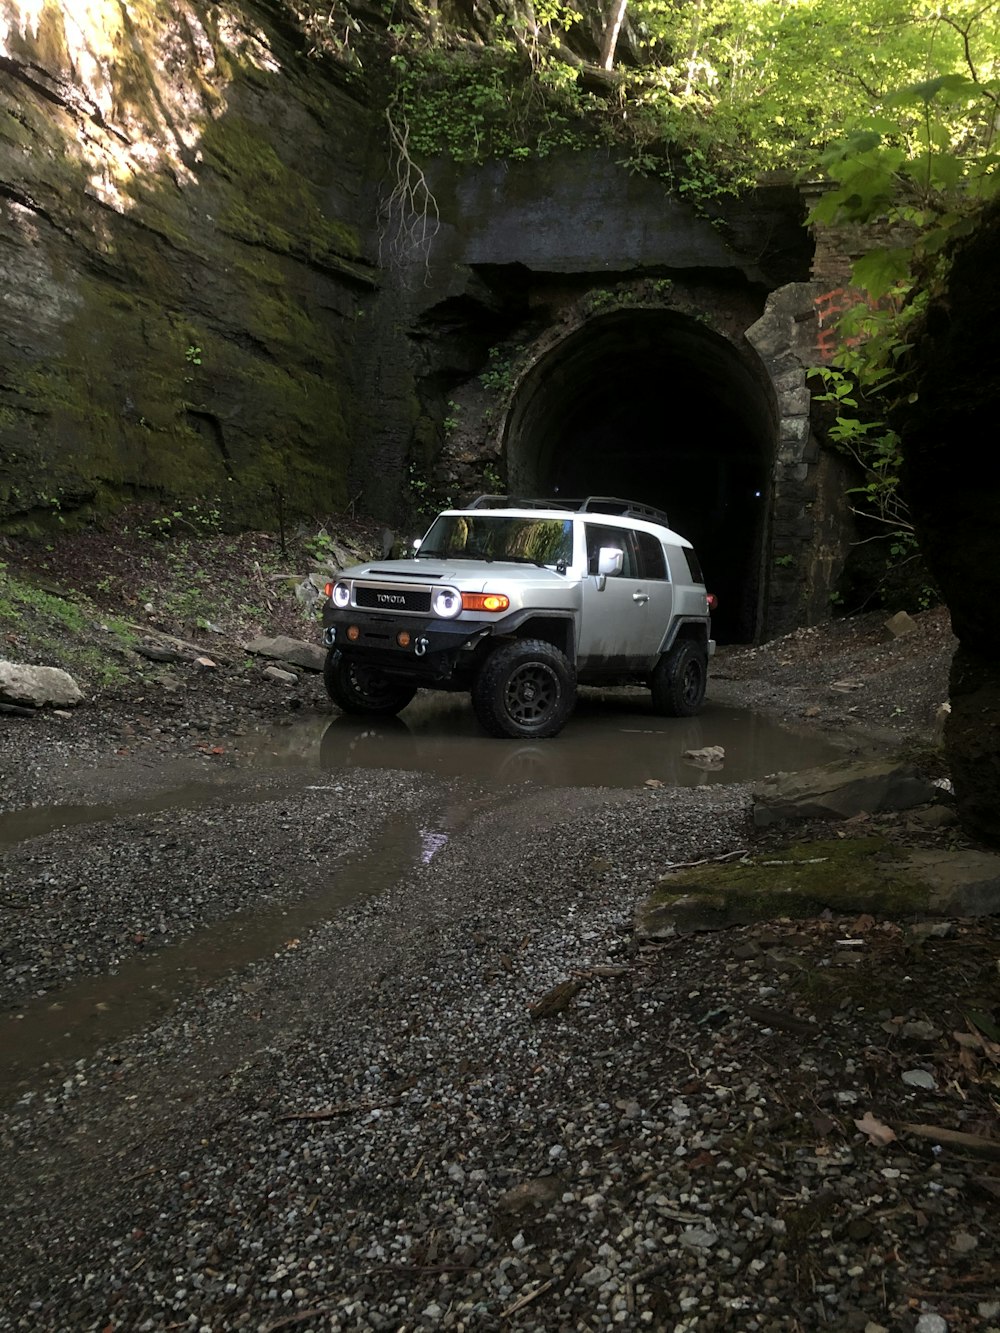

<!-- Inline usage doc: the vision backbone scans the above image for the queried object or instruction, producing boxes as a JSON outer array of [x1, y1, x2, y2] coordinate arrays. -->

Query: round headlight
[[431, 587, 462, 619], [332, 581, 351, 609]]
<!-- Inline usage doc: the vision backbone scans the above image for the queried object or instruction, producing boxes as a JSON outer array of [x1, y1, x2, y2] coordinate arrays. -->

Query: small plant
[[306, 530, 340, 565], [442, 401, 460, 433], [185, 345, 202, 365], [775, 554, 795, 569], [482, 462, 503, 492], [585, 288, 618, 315], [407, 463, 451, 520], [479, 347, 518, 395]]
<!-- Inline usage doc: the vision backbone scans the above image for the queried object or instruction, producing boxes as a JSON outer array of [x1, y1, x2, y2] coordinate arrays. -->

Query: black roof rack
[[466, 494, 670, 526]]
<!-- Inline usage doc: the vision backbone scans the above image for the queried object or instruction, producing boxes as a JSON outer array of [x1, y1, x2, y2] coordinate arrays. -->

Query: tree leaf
[[854, 1111, 897, 1147], [850, 247, 912, 300]]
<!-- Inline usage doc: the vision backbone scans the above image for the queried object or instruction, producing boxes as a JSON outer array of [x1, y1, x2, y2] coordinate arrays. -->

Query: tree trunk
[[599, 0, 628, 70]]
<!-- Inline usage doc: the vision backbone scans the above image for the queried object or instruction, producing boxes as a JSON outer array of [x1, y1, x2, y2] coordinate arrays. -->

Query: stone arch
[[499, 304, 778, 642]]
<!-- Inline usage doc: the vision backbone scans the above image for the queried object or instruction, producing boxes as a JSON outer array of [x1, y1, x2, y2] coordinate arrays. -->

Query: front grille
[[355, 584, 432, 614]]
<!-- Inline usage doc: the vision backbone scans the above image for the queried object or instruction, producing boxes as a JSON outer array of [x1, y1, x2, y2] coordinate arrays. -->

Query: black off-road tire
[[471, 639, 576, 739], [323, 649, 417, 717], [650, 639, 708, 717]]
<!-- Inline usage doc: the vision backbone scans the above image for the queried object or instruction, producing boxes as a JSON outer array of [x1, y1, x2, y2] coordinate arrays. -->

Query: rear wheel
[[650, 639, 708, 717], [472, 639, 576, 739], [324, 649, 417, 717]]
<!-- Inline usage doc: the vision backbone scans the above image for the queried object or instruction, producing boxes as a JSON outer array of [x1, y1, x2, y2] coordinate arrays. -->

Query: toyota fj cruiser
[[320, 496, 715, 739]]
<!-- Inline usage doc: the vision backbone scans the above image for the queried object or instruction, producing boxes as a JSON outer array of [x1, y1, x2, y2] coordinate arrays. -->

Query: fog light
[[347, 625, 361, 642], [397, 630, 411, 648]]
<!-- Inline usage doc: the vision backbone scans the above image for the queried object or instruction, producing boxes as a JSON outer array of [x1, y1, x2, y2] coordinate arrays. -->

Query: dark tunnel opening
[[503, 310, 776, 642]]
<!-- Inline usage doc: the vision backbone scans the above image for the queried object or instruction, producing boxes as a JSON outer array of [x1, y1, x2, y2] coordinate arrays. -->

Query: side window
[[634, 531, 668, 581], [585, 524, 637, 577], [676, 545, 705, 585]]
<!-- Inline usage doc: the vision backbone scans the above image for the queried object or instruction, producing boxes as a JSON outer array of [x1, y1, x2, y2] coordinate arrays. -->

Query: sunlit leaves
[[851, 248, 913, 300]]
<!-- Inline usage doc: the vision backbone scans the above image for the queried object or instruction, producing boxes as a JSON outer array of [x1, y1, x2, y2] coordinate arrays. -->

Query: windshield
[[419, 515, 573, 567]]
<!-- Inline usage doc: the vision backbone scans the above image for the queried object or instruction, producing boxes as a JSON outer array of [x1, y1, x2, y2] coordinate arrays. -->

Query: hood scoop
[[367, 567, 443, 579]]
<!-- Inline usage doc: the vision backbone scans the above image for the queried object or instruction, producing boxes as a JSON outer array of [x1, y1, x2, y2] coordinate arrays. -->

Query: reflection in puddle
[[237, 692, 846, 789], [420, 829, 450, 864]]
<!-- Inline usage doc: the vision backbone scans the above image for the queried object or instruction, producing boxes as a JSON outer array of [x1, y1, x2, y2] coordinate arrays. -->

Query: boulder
[[0, 661, 84, 709], [684, 745, 725, 767], [263, 665, 299, 685], [907, 847, 1000, 917], [884, 611, 917, 637], [753, 758, 940, 827], [245, 636, 326, 672]]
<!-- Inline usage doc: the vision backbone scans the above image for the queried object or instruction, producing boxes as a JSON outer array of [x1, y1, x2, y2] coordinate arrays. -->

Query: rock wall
[[0, 0, 380, 530], [901, 204, 1000, 847]]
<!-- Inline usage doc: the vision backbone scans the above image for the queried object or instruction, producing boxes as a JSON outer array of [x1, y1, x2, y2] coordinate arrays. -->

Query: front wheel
[[324, 649, 417, 717], [650, 639, 708, 717], [471, 639, 576, 739]]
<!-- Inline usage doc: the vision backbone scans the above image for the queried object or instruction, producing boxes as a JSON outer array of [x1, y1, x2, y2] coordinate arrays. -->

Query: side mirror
[[597, 547, 624, 577]]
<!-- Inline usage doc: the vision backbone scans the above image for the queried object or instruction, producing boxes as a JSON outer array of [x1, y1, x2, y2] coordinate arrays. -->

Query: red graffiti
[[813, 286, 899, 364]]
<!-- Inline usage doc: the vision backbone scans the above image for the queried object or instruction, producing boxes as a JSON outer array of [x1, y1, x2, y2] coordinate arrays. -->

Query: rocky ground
[[1, 519, 998, 1333]]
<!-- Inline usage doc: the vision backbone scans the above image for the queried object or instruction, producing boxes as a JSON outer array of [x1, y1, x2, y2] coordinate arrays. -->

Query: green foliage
[[482, 462, 503, 492], [810, 366, 914, 544], [305, 530, 340, 564], [389, 40, 589, 165], [479, 347, 518, 394], [367, 0, 1000, 209], [0, 562, 88, 633], [136, 502, 224, 541], [407, 463, 452, 521], [803, 39, 999, 608]]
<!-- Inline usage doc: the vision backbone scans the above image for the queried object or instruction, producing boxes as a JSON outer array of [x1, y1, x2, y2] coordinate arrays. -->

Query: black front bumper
[[320, 606, 496, 682]]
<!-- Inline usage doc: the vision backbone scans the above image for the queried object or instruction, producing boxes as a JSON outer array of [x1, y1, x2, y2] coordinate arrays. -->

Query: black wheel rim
[[680, 660, 703, 706], [503, 662, 560, 727], [348, 663, 396, 706]]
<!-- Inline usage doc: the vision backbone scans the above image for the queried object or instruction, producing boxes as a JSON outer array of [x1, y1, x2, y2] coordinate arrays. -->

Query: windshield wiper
[[500, 555, 562, 569], [415, 550, 491, 561]]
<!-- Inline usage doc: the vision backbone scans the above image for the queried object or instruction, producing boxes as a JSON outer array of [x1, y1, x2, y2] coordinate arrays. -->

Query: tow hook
[[415, 636, 429, 657], [323, 626, 337, 647]]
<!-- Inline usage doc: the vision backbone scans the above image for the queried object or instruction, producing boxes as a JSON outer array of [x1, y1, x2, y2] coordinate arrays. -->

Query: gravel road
[[1, 612, 998, 1333]]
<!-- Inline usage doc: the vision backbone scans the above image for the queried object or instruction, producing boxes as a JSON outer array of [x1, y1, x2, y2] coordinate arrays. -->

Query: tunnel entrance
[[503, 310, 776, 642]]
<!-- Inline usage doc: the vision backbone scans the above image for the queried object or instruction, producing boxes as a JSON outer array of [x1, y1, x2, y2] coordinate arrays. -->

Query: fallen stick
[[262, 1309, 335, 1332], [900, 1123, 1000, 1160], [501, 1278, 554, 1318], [745, 1005, 819, 1037], [662, 849, 749, 872], [279, 1097, 400, 1122]]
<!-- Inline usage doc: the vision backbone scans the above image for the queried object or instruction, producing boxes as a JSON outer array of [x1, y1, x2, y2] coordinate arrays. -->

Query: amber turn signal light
[[461, 593, 510, 613], [397, 631, 411, 648], [347, 625, 361, 641]]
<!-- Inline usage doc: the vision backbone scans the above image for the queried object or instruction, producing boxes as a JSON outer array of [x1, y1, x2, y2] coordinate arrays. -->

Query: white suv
[[320, 496, 715, 739]]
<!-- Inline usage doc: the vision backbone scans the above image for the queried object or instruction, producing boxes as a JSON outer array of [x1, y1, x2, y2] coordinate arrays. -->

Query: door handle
[[632, 592, 649, 604]]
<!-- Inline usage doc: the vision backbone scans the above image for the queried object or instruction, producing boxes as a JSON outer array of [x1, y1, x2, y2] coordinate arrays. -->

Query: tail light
[[707, 593, 718, 611]]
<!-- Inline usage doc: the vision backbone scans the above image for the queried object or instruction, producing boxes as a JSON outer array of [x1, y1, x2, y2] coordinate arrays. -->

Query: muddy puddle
[[235, 692, 847, 789], [0, 815, 444, 1100], [1, 695, 846, 1099]]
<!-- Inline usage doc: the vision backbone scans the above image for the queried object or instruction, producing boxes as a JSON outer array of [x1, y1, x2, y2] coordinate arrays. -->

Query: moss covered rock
[[0, 0, 378, 532], [636, 836, 1000, 937]]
